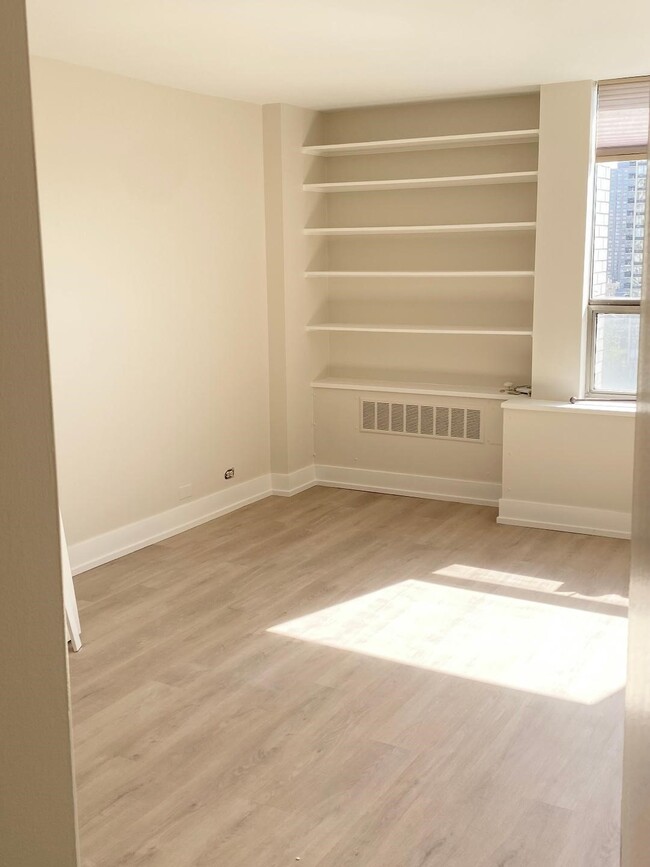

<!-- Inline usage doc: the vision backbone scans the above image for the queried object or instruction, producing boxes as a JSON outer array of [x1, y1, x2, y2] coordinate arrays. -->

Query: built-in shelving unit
[[302, 128, 539, 157], [304, 171, 537, 194], [304, 222, 536, 236], [303, 95, 539, 412], [307, 323, 533, 336]]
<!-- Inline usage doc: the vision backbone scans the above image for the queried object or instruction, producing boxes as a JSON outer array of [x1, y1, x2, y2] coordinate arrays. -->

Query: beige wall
[[263, 103, 328, 477], [0, 4, 78, 864], [30, 58, 271, 545]]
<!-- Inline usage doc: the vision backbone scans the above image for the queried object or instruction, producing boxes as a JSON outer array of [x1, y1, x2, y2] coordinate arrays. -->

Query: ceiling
[[26, 0, 650, 110]]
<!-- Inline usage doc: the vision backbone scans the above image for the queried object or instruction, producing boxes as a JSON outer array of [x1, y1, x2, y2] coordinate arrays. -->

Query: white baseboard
[[497, 498, 631, 539], [77, 467, 624, 577], [271, 466, 318, 496], [69, 474, 273, 574], [314, 465, 501, 507]]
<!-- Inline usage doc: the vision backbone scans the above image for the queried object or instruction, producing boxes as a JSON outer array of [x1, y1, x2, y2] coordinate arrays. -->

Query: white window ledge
[[502, 397, 636, 417]]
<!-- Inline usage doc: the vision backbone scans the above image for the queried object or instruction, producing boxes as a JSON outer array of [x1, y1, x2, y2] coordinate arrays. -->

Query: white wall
[[0, 8, 78, 863], [499, 401, 635, 537], [30, 58, 271, 546], [531, 81, 596, 401]]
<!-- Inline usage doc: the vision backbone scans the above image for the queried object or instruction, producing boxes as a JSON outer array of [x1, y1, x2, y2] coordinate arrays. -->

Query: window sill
[[502, 397, 636, 417]]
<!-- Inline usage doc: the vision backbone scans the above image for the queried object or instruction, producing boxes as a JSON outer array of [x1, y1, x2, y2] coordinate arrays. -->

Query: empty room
[[2, 1, 650, 865]]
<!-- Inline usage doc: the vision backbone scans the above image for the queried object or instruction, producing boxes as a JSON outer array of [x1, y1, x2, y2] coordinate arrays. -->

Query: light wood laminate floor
[[71, 488, 630, 866]]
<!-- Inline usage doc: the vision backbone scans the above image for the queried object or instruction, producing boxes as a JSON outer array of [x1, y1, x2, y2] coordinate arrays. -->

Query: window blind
[[596, 79, 650, 158]]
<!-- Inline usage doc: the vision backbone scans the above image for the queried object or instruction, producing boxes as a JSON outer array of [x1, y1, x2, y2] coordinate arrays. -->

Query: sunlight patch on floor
[[435, 563, 566, 592], [269, 578, 627, 704], [434, 563, 628, 608]]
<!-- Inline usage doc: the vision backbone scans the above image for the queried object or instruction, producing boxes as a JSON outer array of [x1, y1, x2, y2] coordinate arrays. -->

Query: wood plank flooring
[[70, 487, 630, 866]]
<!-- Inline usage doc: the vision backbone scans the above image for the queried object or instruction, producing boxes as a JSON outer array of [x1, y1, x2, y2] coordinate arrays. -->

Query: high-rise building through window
[[601, 160, 647, 298]]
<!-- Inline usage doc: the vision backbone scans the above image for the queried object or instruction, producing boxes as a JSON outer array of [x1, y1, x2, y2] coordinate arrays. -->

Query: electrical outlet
[[224, 467, 235, 480], [179, 484, 193, 501]]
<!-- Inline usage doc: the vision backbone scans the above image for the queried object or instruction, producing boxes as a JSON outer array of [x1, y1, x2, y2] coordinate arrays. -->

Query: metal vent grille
[[435, 406, 449, 437], [420, 405, 434, 436], [405, 404, 419, 434], [450, 408, 465, 438], [466, 409, 481, 441], [359, 399, 482, 443], [362, 400, 375, 430], [377, 402, 390, 432]]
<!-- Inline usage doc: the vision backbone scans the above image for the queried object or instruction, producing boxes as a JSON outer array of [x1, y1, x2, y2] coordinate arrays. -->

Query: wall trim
[[69, 474, 273, 574], [497, 497, 631, 539], [271, 465, 318, 496], [315, 464, 501, 507]]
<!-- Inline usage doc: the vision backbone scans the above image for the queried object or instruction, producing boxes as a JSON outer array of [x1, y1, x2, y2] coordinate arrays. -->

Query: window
[[587, 80, 649, 397]]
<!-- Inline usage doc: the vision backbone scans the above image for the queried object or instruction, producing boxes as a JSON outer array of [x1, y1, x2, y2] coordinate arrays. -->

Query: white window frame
[[585, 301, 641, 398], [586, 154, 645, 399]]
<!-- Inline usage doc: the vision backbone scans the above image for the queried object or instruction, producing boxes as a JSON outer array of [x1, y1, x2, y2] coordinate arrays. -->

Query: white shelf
[[304, 171, 538, 193], [304, 222, 536, 236], [312, 375, 511, 400], [302, 129, 540, 157], [503, 397, 635, 417], [307, 323, 533, 336], [305, 270, 535, 278]]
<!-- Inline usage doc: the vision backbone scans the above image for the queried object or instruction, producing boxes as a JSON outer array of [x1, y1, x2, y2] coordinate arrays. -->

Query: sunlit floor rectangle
[[270, 575, 627, 704]]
